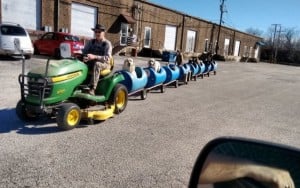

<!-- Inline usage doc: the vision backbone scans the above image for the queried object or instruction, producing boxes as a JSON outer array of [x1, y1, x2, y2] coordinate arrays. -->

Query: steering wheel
[[73, 53, 87, 62]]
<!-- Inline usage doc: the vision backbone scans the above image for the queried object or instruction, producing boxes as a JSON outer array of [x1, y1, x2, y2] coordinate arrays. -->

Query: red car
[[34, 32, 84, 58]]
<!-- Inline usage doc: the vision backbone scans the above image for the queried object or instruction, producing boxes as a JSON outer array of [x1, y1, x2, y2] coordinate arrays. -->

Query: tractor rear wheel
[[56, 103, 81, 130], [109, 84, 128, 114], [16, 100, 37, 121]]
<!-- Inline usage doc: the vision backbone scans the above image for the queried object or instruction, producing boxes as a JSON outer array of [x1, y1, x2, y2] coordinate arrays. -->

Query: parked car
[[0, 23, 34, 59], [33, 32, 84, 58]]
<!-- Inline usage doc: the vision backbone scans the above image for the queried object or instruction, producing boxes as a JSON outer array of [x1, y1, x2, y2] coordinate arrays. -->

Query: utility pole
[[215, 0, 226, 55], [274, 25, 282, 63], [272, 24, 281, 63]]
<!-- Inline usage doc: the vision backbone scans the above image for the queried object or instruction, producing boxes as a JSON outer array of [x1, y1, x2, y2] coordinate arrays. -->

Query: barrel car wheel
[[141, 89, 147, 100]]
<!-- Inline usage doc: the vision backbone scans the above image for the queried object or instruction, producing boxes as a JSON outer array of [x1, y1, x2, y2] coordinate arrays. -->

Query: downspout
[[209, 24, 215, 53], [180, 14, 185, 51], [0, 2, 2, 23], [231, 31, 236, 56], [54, 0, 59, 31], [138, 3, 143, 50]]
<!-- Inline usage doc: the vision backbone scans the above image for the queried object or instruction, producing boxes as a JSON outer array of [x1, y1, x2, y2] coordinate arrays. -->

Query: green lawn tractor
[[16, 42, 128, 130]]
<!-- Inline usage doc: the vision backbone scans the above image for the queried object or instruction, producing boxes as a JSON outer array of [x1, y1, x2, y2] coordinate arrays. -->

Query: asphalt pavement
[[0, 55, 300, 187]]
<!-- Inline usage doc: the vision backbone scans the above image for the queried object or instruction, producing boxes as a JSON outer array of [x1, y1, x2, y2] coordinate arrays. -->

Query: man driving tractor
[[79, 23, 113, 95]]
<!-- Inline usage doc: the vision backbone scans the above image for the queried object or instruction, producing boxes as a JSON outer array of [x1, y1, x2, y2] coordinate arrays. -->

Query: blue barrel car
[[210, 60, 218, 75], [203, 61, 212, 77], [198, 61, 205, 78], [178, 64, 191, 85], [162, 64, 180, 88], [188, 61, 200, 81], [144, 66, 167, 93], [119, 67, 148, 100]]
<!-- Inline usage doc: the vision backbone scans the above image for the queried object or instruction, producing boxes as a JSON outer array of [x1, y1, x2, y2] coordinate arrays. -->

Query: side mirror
[[60, 42, 72, 58], [189, 137, 299, 188]]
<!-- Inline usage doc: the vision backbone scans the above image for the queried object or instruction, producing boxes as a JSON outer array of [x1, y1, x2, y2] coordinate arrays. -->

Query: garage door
[[164, 25, 177, 51], [1, 0, 41, 30], [186, 30, 196, 52], [224, 38, 230, 56], [71, 3, 97, 37], [234, 41, 240, 56]]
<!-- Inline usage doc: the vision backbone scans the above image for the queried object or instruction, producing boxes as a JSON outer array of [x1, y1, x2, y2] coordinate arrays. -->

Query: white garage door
[[224, 38, 230, 56], [186, 30, 196, 52], [234, 41, 240, 56], [164, 25, 177, 51], [71, 3, 97, 37], [1, 0, 41, 30]]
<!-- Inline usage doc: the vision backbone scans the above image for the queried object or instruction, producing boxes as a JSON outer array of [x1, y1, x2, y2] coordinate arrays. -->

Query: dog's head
[[124, 58, 134, 67], [148, 58, 161, 72], [123, 58, 135, 73], [148, 58, 156, 67]]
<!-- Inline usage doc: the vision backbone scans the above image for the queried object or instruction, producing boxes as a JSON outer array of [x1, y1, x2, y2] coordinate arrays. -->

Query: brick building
[[0, 0, 262, 60]]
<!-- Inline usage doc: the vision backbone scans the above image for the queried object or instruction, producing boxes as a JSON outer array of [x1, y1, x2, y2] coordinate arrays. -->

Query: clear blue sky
[[149, 0, 299, 36]]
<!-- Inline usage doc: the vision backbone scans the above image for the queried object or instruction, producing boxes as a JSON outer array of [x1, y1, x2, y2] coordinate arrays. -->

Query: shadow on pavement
[[0, 108, 91, 134], [0, 108, 62, 134], [0, 108, 90, 135], [0, 55, 22, 61]]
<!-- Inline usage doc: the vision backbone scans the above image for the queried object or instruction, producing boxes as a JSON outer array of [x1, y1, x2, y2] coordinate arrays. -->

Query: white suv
[[0, 23, 34, 59]]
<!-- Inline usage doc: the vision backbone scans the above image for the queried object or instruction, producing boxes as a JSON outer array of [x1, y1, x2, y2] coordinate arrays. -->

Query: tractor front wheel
[[56, 103, 81, 130], [110, 84, 128, 114], [16, 100, 37, 121]]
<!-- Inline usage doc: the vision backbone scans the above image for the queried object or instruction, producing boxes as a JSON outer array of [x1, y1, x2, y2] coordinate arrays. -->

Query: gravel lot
[[0, 55, 300, 187]]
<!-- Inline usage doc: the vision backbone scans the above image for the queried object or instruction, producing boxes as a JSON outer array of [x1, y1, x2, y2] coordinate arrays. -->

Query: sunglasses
[[94, 30, 104, 33]]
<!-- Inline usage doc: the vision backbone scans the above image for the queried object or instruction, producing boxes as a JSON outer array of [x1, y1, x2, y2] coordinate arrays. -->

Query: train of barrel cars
[[118, 54, 217, 99], [16, 49, 217, 130]]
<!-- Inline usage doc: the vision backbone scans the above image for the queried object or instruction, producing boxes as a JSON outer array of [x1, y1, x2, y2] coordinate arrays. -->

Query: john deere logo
[[57, 89, 65, 95]]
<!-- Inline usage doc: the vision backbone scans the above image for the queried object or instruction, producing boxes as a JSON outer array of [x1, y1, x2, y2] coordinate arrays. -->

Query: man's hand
[[87, 54, 97, 60], [73, 50, 82, 54]]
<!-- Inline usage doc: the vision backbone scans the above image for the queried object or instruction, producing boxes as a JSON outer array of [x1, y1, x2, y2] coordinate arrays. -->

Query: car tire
[[34, 45, 40, 55], [25, 55, 31, 59]]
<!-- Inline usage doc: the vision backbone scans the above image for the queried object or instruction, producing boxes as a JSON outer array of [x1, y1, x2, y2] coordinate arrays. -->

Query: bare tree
[[283, 27, 298, 50], [294, 38, 300, 50], [245, 27, 263, 37], [261, 26, 300, 64]]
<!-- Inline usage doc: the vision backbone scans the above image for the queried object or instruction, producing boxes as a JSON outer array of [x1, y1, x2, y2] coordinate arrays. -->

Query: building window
[[120, 23, 129, 46], [144, 27, 151, 48]]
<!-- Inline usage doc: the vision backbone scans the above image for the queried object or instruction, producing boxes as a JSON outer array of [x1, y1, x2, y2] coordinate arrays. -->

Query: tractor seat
[[100, 58, 114, 78]]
